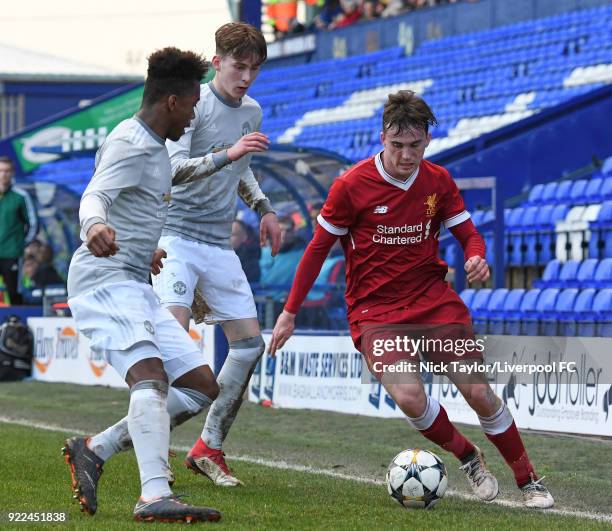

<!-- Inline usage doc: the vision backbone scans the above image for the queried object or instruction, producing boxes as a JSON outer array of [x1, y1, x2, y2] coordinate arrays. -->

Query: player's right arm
[[167, 100, 269, 185], [268, 227, 338, 355], [269, 179, 354, 355], [80, 139, 145, 257]]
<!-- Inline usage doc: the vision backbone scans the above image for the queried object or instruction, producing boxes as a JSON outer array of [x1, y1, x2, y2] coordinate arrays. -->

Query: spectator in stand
[[231, 219, 261, 283], [380, 0, 411, 17], [32, 244, 63, 288], [312, 0, 343, 29], [260, 215, 307, 287], [20, 256, 38, 291], [0, 156, 38, 305], [309, 200, 343, 257], [24, 238, 43, 261], [361, 0, 381, 20], [308, 200, 324, 231], [330, 0, 362, 29]]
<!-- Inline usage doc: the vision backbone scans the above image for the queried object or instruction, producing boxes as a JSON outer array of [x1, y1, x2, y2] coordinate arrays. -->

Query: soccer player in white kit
[[62, 48, 228, 523], [151, 23, 281, 487]]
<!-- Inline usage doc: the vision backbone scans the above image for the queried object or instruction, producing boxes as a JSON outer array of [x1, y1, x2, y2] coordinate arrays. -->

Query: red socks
[[486, 422, 535, 487], [420, 405, 475, 461]]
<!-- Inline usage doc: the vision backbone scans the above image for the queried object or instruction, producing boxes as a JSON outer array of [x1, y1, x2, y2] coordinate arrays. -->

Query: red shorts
[[349, 280, 481, 372]]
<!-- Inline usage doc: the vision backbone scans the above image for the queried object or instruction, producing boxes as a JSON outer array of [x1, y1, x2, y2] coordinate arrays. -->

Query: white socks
[[88, 420, 132, 462], [478, 402, 514, 435], [168, 386, 213, 428], [128, 380, 172, 501], [88, 386, 213, 461], [405, 395, 441, 431], [202, 336, 265, 449]]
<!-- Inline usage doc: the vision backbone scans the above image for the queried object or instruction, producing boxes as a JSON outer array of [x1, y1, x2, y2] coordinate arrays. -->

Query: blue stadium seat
[[526, 184, 544, 205], [540, 182, 558, 204], [584, 176, 603, 203], [575, 259, 599, 288], [469, 288, 493, 317], [556, 260, 581, 288], [533, 259, 561, 288], [554, 180, 572, 203], [510, 206, 541, 265], [588, 201, 612, 258], [522, 288, 560, 335], [505, 288, 541, 336], [444, 244, 458, 266], [459, 288, 476, 308], [569, 179, 588, 205], [487, 288, 524, 334], [530, 205, 554, 264], [506, 207, 527, 265], [593, 288, 612, 337], [600, 177, 612, 200], [580, 288, 612, 337], [602, 156, 612, 178], [473, 288, 508, 334], [535, 204, 569, 264], [540, 288, 578, 336], [561, 288, 596, 336], [589, 258, 612, 289]]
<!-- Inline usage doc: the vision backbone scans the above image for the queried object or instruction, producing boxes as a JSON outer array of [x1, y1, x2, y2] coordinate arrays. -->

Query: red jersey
[[316, 154, 470, 323]]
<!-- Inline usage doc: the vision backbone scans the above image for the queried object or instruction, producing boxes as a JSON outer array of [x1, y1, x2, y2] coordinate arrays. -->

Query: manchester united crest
[[425, 193, 438, 217]]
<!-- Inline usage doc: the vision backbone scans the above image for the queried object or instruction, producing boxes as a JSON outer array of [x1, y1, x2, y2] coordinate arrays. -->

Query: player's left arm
[[150, 248, 167, 275], [238, 167, 281, 255], [449, 220, 489, 283], [167, 102, 233, 185], [440, 169, 489, 284], [238, 110, 281, 254]]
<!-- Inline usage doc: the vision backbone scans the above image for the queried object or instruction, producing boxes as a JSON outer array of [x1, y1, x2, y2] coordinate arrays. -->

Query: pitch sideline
[[1, 416, 610, 524]]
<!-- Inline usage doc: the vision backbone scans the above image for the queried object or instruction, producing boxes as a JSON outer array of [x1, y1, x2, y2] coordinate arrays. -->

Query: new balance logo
[[374, 205, 388, 214]]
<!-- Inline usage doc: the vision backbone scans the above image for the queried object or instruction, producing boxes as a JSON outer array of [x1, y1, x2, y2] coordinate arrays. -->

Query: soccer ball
[[386, 449, 448, 509]]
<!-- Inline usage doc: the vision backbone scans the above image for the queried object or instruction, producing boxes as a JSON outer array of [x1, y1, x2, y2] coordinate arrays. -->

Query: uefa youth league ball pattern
[[386, 449, 448, 509]]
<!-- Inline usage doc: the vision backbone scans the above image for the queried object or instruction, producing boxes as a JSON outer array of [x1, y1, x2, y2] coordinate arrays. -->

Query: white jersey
[[163, 82, 268, 249], [68, 117, 172, 298]]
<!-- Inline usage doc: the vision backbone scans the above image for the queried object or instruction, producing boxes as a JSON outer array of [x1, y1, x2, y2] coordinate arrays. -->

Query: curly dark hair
[[142, 47, 208, 105], [382, 90, 437, 135]]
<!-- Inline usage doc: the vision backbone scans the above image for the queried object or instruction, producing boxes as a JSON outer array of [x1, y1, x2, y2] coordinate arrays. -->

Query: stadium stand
[[252, 5, 612, 162], [460, 146, 612, 337]]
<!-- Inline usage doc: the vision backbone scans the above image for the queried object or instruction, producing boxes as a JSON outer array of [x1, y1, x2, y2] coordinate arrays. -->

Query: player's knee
[[228, 335, 265, 363], [391, 386, 428, 418], [175, 385, 215, 413], [130, 379, 169, 401], [183, 380, 220, 401], [173, 366, 220, 400], [126, 356, 168, 388], [463, 384, 499, 414], [204, 380, 220, 401]]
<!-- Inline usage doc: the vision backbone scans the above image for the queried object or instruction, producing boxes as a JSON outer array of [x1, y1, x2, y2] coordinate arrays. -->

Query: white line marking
[[2, 416, 611, 523]]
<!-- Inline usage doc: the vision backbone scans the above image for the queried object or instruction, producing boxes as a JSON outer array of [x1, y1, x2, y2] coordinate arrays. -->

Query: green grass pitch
[[1, 381, 611, 530]]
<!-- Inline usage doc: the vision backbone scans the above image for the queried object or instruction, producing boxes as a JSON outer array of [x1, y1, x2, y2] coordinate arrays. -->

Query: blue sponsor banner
[[250, 333, 612, 436]]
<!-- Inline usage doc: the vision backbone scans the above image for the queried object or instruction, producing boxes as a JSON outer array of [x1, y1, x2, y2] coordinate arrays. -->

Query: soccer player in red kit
[[270, 91, 554, 509]]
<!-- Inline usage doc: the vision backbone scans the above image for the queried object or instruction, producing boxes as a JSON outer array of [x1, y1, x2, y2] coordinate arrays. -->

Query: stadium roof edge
[[0, 41, 139, 81], [0, 73, 141, 83]]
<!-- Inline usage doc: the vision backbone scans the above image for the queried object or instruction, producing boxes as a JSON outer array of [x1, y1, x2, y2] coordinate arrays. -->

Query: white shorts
[[68, 280, 206, 382], [152, 235, 257, 324]]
